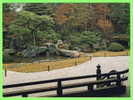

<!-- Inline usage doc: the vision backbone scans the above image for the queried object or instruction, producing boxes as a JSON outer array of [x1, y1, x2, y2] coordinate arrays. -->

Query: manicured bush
[[108, 42, 125, 51]]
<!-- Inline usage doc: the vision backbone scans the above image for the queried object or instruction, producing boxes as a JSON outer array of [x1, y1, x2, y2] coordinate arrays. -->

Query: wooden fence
[[3, 67, 129, 97]]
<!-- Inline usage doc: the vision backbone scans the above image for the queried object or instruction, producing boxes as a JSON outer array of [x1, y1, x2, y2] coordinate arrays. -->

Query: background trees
[[3, 3, 130, 53], [109, 4, 130, 34], [9, 11, 59, 48], [23, 3, 56, 16]]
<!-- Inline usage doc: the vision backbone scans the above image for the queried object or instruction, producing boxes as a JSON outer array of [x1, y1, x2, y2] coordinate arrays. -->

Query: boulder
[[21, 46, 47, 57], [59, 49, 80, 58]]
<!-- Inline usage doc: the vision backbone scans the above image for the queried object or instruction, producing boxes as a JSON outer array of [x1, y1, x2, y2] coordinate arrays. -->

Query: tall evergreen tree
[[23, 3, 55, 16], [109, 3, 130, 34]]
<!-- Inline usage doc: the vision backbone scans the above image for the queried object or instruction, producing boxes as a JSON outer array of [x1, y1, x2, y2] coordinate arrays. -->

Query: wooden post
[[96, 64, 101, 88], [57, 80, 62, 96], [90, 56, 92, 60], [96, 64, 101, 80], [75, 58, 77, 65], [22, 94, 28, 97], [116, 74, 121, 86], [48, 65, 50, 71], [107, 75, 111, 86], [78, 56, 79, 64]]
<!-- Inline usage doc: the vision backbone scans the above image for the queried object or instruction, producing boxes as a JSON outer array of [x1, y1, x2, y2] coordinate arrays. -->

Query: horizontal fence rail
[[3, 69, 129, 88], [3, 68, 129, 97]]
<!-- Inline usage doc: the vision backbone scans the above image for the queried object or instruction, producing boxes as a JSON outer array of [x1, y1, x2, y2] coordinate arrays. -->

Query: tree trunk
[[32, 32, 36, 46]]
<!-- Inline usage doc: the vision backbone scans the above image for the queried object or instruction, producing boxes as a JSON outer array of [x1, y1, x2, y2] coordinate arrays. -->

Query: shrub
[[46, 45, 59, 56], [108, 42, 125, 51], [3, 53, 14, 63]]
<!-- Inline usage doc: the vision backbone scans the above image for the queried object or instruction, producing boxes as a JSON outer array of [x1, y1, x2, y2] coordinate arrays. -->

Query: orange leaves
[[55, 4, 113, 32], [96, 18, 113, 32], [4, 12, 16, 26], [95, 4, 110, 16], [94, 4, 113, 32], [55, 4, 76, 24]]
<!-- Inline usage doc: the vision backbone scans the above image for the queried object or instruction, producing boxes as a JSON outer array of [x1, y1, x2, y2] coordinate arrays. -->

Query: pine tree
[[23, 3, 55, 16]]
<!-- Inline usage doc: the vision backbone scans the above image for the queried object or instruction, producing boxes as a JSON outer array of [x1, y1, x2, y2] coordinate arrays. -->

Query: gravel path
[[3, 56, 130, 97]]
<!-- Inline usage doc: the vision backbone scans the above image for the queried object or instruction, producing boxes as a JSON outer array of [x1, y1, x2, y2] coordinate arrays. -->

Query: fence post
[[48, 65, 50, 71], [75, 58, 77, 65], [57, 80, 62, 96], [90, 55, 92, 60], [116, 73, 121, 86], [96, 64, 101, 88], [96, 64, 101, 80], [107, 74, 111, 86]]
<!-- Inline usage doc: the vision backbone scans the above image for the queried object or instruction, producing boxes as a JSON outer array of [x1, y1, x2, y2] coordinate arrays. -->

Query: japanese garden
[[3, 3, 130, 97]]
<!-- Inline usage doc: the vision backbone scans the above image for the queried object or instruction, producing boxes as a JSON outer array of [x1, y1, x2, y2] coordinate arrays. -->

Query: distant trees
[[70, 31, 102, 51], [3, 3, 130, 53], [109, 4, 130, 34], [55, 4, 98, 41], [23, 3, 56, 16], [3, 3, 17, 49], [65, 4, 97, 32]]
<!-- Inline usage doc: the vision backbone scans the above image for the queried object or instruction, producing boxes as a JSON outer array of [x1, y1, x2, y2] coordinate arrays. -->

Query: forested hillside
[[3, 3, 130, 62]]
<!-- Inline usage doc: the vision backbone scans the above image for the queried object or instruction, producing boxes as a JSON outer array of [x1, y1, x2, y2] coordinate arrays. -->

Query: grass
[[4, 56, 91, 73], [92, 50, 129, 57], [4, 50, 129, 73]]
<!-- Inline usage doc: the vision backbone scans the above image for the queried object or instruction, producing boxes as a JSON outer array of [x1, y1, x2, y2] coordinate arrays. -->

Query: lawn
[[4, 56, 91, 73], [4, 50, 129, 73], [92, 50, 129, 57]]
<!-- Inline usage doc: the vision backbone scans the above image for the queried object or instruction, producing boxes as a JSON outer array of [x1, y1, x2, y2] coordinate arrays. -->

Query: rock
[[21, 46, 47, 57], [59, 49, 80, 58]]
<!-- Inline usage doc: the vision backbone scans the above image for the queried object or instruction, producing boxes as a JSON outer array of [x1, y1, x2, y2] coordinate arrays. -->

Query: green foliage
[[69, 31, 101, 52], [21, 46, 47, 57], [4, 4, 129, 54], [126, 23, 130, 34], [46, 45, 59, 56], [108, 42, 125, 51], [61, 4, 97, 32], [3, 53, 14, 63], [3, 3, 11, 12], [80, 31, 101, 44], [9, 11, 58, 48], [109, 4, 129, 34], [23, 3, 55, 16], [21, 44, 59, 58]]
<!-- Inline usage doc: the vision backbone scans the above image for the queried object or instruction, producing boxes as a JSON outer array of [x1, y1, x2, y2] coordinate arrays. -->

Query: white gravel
[[3, 56, 130, 97]]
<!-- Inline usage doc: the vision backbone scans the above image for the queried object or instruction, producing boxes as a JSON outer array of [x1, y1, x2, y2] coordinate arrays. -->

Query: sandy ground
[[3, 56, 130, 97]]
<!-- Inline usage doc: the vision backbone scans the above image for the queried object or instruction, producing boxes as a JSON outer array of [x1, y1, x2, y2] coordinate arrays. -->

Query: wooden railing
[[3, 68, 129, 97]]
